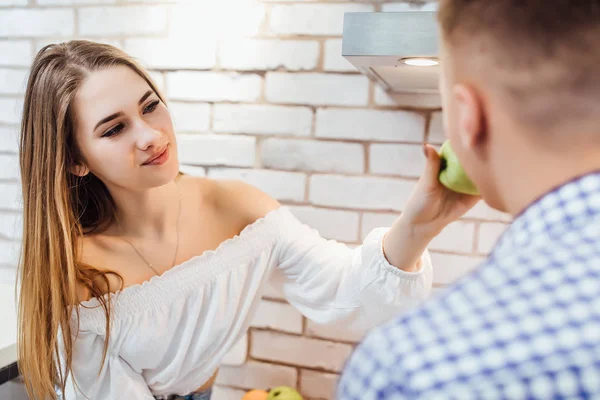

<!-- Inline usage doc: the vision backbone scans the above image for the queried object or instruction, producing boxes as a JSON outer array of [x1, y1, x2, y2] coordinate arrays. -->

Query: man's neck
[[503, 149, 599, 217]]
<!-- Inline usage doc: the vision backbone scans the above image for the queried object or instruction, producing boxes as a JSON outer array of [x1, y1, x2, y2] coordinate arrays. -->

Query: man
[[337, 1, 600, 398]]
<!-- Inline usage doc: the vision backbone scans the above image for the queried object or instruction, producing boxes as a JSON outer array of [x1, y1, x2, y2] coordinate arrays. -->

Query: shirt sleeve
[[271, 208, 433, 330]]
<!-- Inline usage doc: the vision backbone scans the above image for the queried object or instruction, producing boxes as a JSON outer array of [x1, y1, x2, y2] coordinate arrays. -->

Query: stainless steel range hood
[[342, 11, 441, 108]]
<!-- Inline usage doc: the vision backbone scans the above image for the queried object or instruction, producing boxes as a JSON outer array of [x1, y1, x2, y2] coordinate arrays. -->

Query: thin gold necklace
[[115, 181, 182, 276]]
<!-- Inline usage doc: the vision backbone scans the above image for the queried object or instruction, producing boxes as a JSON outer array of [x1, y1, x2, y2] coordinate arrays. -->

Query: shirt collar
[[492, 170, 600, 257]]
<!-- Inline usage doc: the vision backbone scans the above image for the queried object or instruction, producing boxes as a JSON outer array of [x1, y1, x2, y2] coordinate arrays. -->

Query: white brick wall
[[207, 168, 306, 202], [0, 2, 517, 397], [167, 72, 262, 103], [220, 39, 319, 71], [0, 40, 32, 66], [213, 104, 312, 136], [0, 68, 28, 95], [0, 9, 75, 37], [168, 102, 211, 133], [177, 134, 256, 167], [79, 6, 167, 37], [316, 108, 426, 142], [124, 38, 216, 70], [261, 138, 364, 174], [266, 73, 369, 106], [269, 4, 374, 36], [250, 299, 303, 334], [300, 370, 339, 400], [309, 175, 415, 211], [288, 205, 360, 243], [251, 331, 353, 372]]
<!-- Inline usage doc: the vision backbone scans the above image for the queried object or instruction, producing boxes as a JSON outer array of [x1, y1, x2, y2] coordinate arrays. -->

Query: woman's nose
[[135, 120, 163, 150]]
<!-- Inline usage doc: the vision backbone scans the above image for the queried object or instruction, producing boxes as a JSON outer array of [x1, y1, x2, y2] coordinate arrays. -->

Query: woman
[[16, 40, 479, 400]]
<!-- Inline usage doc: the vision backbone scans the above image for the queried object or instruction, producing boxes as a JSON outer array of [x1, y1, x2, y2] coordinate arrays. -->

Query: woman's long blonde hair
[[17, 40, 165, 400]]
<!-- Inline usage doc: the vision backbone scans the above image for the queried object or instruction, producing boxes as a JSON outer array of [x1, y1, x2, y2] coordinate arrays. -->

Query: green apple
[[267, 386, 303, 400], [438, 140, 480, 195]]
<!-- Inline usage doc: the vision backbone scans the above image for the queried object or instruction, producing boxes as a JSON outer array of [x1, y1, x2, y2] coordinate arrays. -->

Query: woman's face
[[72, 65, 179, 191]]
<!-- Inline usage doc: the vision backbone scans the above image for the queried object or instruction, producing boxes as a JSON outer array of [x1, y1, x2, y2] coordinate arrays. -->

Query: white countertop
[[0, 283, 17, 370]]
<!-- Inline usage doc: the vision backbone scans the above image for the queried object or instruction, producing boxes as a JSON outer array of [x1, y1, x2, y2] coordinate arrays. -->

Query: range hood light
[[342, 11, 442, 107], [400, 57, 439, 67]]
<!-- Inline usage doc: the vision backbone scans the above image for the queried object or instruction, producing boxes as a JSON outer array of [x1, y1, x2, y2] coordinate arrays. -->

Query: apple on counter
[[243, 386, 303, 400], [438, 139, 480, 196]]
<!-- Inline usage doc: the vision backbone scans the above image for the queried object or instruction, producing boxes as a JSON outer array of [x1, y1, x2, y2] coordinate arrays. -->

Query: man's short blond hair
[[438, 0, 600, 131]]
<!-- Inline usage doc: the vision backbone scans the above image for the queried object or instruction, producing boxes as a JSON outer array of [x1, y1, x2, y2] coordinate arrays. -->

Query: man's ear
[[453, 83, 485, 150], [70, 164, 90, 177]]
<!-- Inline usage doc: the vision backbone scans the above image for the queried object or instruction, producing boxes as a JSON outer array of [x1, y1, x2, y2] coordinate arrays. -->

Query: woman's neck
[[110, 179, 181, 240]]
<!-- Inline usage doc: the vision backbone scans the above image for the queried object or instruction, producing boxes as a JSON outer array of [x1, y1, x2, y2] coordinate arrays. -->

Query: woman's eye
[[102, 124, 124, 138], [143, 100, 160, 114]]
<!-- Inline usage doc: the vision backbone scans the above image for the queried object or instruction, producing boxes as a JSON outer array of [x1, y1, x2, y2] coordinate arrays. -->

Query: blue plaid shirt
[[338, 171, 600, 399]]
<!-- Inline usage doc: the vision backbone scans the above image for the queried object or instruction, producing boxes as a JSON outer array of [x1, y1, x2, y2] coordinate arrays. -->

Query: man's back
[[338, 172, 600, 399]]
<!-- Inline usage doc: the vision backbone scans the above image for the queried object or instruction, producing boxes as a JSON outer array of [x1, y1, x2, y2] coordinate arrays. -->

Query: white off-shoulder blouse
[[59, 207, 433, 399]]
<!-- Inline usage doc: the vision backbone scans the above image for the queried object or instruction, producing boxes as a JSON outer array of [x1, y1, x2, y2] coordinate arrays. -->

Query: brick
[[261, 138, 364, 174], [374, 85, 442, 109], [478, 222, 509, 254], [0, 154, 19, 180], [300, 370, 339, 400], [0, 126, 19, 153], [220, 39, 319, 71], [251, 330, 353, 372], [305, 319, 369, 343], [0, 9, 74, 37], [176, 134, 255, 167], [168, 102, 211, 133], [212, 386, 248, 400], [360, 212, 398, 240], [370, 143, 426, 177], [169, 2, 265, 40], [269, 4, 374, 36], [0, 97, 23, 125], [0, 240, 20, 265], [316, 108, 425, 142], [266, 72, 368, 107], [216, 361, 297, 391], [0, 212, 22, 240], [0, 69, 29, 96], [124, 38, 216, 70], [0, 183, 21, 211], [167, 71, 261, 102], [464, 201, 512, 222], [208, 168, 306, 203], [213, 104, 312, 137], [309, 175, 415, 211], [429, 252, 485, 286], [250, 299, 303, 334], [79, 7, 167, 37], [428, 112, 446, 144], [262, 277, 286, 301], [429, 221, 476, 253], [0, 41, 32, 67], [324, 39, 356, 72], [37, 0, 115, 4], [221, 334, 247, 366], [287, 205, 360, 243]]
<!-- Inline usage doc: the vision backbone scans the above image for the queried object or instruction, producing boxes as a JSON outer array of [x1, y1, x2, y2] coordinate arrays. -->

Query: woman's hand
[[383, 143, 481, 272]]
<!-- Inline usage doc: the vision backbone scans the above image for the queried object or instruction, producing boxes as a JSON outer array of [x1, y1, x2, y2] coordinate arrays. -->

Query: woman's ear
[[70, 164, 90, 177]]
